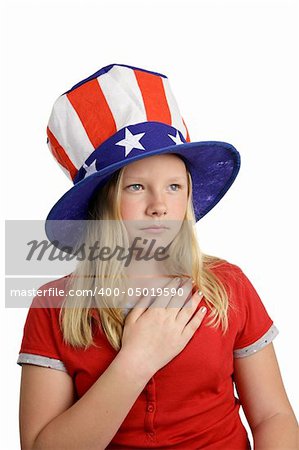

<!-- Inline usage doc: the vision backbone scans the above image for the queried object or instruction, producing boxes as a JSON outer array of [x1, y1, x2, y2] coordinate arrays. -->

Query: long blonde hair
[[59, 157, 231, 351]]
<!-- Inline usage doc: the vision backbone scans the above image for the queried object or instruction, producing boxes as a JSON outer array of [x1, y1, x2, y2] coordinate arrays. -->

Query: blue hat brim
[[45, 140, 240, 251]]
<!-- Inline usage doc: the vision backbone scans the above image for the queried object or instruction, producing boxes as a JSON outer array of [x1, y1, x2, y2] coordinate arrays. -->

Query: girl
[[17, 64, 298, 449]]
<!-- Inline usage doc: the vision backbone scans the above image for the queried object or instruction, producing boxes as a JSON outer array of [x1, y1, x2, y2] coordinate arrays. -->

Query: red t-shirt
[[17, 261, 279, 449]]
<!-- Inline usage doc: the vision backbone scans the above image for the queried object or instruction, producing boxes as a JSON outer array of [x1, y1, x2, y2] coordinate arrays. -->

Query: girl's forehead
[[123, 154, 186, 175]]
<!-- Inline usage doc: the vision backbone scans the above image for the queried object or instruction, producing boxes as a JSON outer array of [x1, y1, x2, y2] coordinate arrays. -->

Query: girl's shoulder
[[207, 259, 255, 298], [30, 274, 72, 309], [208, 258, 244, 279]]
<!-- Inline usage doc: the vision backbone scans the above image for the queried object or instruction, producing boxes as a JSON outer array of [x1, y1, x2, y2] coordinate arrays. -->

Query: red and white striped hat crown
[[46, 63, 190, 182]]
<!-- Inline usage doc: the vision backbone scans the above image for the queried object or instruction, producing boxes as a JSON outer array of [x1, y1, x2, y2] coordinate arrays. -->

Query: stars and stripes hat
[[45, 63, 241, 250]]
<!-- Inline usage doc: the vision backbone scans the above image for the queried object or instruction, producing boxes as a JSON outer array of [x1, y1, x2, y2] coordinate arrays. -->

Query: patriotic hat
[[45, 63, 241, 251]]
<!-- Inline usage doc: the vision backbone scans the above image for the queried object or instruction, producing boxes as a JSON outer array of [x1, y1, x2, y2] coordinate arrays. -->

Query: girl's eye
[[126, 183, 182, 191], [127, 184, 143, 191]]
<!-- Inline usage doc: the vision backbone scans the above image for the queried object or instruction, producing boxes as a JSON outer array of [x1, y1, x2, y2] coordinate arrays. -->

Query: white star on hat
[[83, 159, 98, 178], [115, 128, 146, 157], [168, 131, 184, 145]]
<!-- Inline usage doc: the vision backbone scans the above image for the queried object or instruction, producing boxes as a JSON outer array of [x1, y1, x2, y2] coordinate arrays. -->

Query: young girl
[[17, 64, 298, 450]]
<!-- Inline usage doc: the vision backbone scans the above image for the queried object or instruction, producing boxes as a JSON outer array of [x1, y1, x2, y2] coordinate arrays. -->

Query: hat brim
[[45, 140, 240, 251]]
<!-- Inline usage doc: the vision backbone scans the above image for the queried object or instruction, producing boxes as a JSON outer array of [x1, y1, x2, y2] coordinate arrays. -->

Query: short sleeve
[[17, 294, 68, 373], [232, 266, 279, 358]]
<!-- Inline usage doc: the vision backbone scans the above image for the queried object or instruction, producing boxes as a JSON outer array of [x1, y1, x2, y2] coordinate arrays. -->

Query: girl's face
[[119, 154, 189, 258], [120, 153, 188, 223]]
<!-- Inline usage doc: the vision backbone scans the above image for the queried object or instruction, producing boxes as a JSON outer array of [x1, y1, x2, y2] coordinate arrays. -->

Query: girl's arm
[[22, 349, 154, 450], [252, 413, 298, 449], [233, 343, 298, 449]]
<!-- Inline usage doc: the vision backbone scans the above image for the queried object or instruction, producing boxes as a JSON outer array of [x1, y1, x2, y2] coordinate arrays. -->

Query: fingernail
[[200, 306, 207, 313], [197, 290, 203, 297]]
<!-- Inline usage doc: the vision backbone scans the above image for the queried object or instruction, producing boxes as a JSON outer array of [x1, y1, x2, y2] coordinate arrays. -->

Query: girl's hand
[[120, 277, 206, 376]]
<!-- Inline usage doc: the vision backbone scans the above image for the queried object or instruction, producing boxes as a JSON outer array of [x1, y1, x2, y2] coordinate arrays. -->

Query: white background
[[1, 0, 298, 448]]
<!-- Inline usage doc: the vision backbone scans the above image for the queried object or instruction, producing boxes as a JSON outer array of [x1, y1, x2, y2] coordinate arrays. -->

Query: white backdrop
[[1, 0, 298, 448]]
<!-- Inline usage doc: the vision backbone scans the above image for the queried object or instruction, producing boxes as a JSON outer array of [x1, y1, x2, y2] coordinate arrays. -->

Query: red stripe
[[47, 127, 78, 180], [182, 117, 190, 142], [134, 70, 171, 123], [67, 79, 117, 149]]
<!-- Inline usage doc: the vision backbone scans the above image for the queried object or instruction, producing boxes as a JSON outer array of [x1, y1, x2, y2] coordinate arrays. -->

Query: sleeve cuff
[[17, 352, 68, 373], [233, 323, 279, 358]]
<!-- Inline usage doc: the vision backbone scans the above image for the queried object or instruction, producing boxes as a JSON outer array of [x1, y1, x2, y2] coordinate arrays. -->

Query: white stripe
[[162, 77, 188, 139], [48, 94, 94, 169], [97, 65, 147, 130]]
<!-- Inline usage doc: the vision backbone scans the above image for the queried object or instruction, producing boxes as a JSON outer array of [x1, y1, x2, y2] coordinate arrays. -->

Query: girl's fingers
[[148, 277, 183, 309], [166, 278, 194, 310], [176, 290, 204, 321], [181, 293, 207, 338], [127, 277, 182, 321]]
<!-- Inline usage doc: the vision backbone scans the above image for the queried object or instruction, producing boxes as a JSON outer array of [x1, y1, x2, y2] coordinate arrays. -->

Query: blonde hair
[[59, 157, 231, 351]]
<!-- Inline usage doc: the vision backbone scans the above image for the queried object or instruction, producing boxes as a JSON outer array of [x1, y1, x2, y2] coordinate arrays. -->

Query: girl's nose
[[146, 196, 168, 217], [144, 186, 170, 216]]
